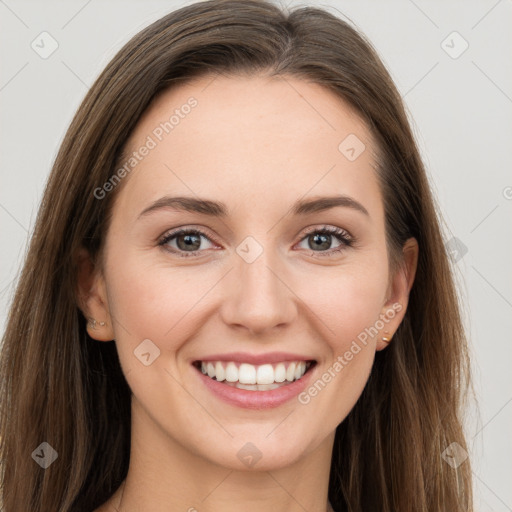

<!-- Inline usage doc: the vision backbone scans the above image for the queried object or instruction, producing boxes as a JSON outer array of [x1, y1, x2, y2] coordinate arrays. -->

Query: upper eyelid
[[159, 226, 221, 246], [301, 225, 352, 238]]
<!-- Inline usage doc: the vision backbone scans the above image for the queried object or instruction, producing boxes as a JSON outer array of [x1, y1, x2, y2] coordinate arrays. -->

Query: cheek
[[103, 247, 210, 363], [103, 252, 212, 421], [296, 263, 389, 348], [291, 261, 388, 415]]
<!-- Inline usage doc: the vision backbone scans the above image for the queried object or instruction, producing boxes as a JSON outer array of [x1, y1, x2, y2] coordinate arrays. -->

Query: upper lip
[[193, 352, 316, 366]]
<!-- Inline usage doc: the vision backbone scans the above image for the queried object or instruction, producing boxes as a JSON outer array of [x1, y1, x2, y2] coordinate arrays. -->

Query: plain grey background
[[1, 0, 511, 509]]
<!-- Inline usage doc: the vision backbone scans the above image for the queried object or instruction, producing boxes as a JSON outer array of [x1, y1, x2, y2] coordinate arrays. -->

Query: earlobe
[[76, 247, 115, 342], [86, 314, 114, 341]]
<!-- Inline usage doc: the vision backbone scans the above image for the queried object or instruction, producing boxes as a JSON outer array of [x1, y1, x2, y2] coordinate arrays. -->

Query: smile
[[194, 360, 315, 391]]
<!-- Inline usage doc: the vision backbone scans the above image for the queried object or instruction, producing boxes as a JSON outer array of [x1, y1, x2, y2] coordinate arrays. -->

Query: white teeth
[[286, 362, 296, 382], [225, 362, 238, 382], [239, 363, 256, 384], [294, 361, 305, 380], [256, 364, 275, 385], [228, 382, 281, 391], [274, 363, 286, 382], [198, 360, 311, 386], [215, 361, 225, 382]]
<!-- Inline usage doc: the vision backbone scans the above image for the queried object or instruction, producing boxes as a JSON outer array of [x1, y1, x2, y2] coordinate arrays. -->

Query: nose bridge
[[221, 238, 295, 333]]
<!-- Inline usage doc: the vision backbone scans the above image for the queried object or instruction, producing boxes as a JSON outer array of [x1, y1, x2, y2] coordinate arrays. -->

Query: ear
[[76, 247, 115, 341], [376, 237, 418, 351]]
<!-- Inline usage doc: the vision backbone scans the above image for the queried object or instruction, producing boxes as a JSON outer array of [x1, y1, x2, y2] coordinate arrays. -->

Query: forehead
[[113, 73, 382, 222]]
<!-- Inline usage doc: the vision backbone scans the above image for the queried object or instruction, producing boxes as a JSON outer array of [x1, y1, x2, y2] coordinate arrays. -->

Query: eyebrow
[[137, 194, 370, 219]]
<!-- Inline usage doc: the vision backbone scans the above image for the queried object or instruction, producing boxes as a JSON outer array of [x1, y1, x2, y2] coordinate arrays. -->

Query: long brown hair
[[0, 1, 473, 510]]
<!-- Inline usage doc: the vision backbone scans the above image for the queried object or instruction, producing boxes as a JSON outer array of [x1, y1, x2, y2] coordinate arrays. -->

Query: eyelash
[[158, 225, 355, 259]]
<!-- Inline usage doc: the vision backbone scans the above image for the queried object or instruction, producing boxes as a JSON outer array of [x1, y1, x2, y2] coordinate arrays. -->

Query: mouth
[[192, 359, 317, 391]]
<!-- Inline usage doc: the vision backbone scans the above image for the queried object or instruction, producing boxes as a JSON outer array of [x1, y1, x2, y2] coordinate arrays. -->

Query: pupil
[[311, 233, 330, 250], [177, 234, 200, 251]]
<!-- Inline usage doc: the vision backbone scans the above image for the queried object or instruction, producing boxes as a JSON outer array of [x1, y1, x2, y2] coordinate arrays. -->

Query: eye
[[158, 225, 355, 259], [158, 228, 218, 257], [296, 226, 354, 257]]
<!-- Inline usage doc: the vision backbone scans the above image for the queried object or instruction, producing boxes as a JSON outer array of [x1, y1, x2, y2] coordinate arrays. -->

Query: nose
[[220, 249, 297, 336]]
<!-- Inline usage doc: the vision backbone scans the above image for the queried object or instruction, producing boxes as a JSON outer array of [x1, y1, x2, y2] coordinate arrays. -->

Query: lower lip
[[194, 364, 316, 410]]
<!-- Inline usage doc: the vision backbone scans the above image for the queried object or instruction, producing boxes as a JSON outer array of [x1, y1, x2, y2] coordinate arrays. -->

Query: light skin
[[78, 74, 418, 512]]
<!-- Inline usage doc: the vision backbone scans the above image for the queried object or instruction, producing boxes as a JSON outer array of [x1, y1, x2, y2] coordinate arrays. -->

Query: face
[[81, 74, 416, 472]]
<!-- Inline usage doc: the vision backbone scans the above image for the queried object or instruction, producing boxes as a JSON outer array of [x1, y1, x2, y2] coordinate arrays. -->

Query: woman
[[0, 0, 473, 510]]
